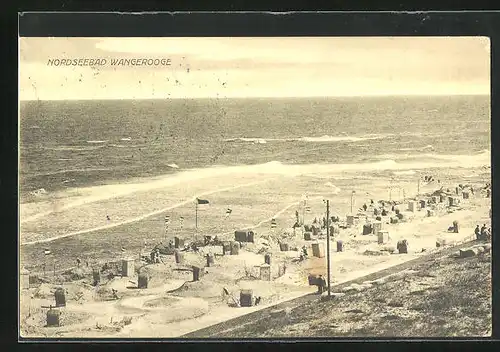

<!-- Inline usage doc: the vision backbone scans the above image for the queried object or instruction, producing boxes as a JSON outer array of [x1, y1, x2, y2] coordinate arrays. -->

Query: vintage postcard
[[19, 36, 491, 339]]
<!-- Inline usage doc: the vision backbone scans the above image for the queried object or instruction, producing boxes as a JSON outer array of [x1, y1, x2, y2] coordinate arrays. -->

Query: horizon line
[[19, 93, 491, 102]]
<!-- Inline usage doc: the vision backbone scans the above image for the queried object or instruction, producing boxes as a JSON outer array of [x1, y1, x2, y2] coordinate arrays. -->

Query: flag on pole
[[271, 218, 277, 229], [44, 249, 51, 255], [196, 198, 210, 205], [164, 215, 170, 225], [225, 208, 232, 218], [180, 216, 184, 223], [305, 205, 311, 213]]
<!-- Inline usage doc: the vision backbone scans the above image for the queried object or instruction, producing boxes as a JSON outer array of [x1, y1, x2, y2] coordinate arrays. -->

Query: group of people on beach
[[474, 224, 491, 241]]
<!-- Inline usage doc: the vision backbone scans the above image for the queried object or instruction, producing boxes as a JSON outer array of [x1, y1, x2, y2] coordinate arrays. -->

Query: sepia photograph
[[19, 36, 491, 339]]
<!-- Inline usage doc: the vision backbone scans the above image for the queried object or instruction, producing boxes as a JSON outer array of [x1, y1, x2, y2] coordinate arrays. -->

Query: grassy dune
[[216, 251, 492, 338]]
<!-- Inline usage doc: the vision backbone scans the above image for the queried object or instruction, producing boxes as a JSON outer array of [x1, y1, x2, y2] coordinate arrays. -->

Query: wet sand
[[19, 165, 491, 338]]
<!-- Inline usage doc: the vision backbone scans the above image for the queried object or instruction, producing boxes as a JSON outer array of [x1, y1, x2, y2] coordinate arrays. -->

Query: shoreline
[[19, 168, 491, 338], [20, 162, 490, 240], [20, 165, 490, 273], [19, 149, 490, 202]]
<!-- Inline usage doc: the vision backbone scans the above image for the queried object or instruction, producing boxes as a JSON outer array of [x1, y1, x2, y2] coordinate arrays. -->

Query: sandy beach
[[19, 163, 491, 338], [18, 35, 492, 340]]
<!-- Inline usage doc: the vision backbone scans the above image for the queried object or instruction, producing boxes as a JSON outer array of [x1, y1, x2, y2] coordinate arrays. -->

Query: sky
[[19, 37, 490, 100]]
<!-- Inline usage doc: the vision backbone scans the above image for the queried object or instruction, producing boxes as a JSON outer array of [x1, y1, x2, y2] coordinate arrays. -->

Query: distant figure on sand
[[475, 225, 481, 239], [481, 224, 487, 238], [363, 204, 367, 211], [106, 215, 111, 221], [317, 275, 325, 293], [300, 245, 308, 260]]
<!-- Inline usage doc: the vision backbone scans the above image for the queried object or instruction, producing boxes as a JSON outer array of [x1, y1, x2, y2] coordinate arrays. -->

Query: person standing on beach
[[301, 245, 308, 260], [475, 225, 481, 239], [481, 224, 487, 239], [317, 275, 325, 294]]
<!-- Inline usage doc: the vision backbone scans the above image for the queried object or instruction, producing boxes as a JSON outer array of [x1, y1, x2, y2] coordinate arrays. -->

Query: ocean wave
[[20, 150, 490, 221], [225, 137, 269, 143], [87, 140, 108, 144], [29, 168, 113, 177], [224, 134, 390, 144], [324, 182, 341, 194], [298, 134, 388, 142], [392, 170, 416, 176], [399, 145, 434, 151], [29, 188, 48, 197], [120, 137, 132, 141], [167, 163, 180, 169], [42, 145, 106, 151], [109, 143, 147, 149]]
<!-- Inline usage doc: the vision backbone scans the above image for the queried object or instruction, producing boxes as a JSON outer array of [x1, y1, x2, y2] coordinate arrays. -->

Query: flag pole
[[350, 191, 354, 214], [195, 201, 198, 231], [302, 199, 306, 225], [326, 199, 331, 298]]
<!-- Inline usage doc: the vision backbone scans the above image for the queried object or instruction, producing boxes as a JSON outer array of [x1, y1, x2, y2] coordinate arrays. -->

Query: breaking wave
[[224, 134, 390, 143], [299, 134, 388, 142], [43, 150, 489, 204], [324, 182, 341, 194], [400, 144, 434, 151], [86, 140, 107, 144], [109, 143, 146, 148], [19, 149, 490, 233], [29, 188, 48, 197], [29, 168, 113, 177], [42, 145, 106, 151], [392, 170, 416, 176]]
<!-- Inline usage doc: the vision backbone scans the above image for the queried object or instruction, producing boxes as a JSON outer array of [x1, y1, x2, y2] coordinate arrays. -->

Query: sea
[[19, 95, 491, 201]]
